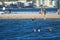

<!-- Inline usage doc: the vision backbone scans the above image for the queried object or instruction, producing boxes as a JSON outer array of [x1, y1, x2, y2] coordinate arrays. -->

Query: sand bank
[[0, 14, 60, 19]]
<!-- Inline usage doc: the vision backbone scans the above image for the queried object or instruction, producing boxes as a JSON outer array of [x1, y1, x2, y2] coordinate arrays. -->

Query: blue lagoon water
[[0, 18, 60, 40], [0, 8, 58, 14]]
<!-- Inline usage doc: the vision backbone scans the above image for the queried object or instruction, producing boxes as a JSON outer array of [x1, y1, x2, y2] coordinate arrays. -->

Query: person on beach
[[9, 8, 11, 13], [43, 7, 46, 15], [39, 10, 41, 14], [39, 5, 43, 14], [2, 7, 6, 13], [58, 8, 60, 15]]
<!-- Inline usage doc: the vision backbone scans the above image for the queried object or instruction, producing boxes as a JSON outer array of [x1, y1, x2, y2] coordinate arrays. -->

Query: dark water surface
[[0, 18, 60, 40]]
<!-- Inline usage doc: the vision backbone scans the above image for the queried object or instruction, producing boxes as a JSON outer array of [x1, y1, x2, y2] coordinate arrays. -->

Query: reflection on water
[[0, 18, 60, 40]]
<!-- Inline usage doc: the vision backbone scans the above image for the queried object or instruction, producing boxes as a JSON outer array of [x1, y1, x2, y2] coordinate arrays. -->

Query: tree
[[0, 0, 5, 6]]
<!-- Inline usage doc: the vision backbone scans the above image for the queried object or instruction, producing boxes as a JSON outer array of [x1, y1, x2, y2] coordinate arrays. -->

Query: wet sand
[[0, 13, 60, 19]]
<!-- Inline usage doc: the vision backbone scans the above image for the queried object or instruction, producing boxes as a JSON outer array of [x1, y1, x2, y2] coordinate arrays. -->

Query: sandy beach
[[0, 13, 60, 19]]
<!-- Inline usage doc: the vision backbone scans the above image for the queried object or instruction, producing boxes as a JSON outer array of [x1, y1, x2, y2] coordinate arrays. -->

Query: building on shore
[[0, 0, 59, 8]]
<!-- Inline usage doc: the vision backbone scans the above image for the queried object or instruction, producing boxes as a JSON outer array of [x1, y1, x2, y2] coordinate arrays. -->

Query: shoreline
[[0, 14, 60, 19]]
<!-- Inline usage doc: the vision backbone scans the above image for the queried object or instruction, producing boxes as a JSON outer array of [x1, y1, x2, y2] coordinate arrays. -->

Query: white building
[[0, 0, 57, 8], [36, 0, 57, 8]]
